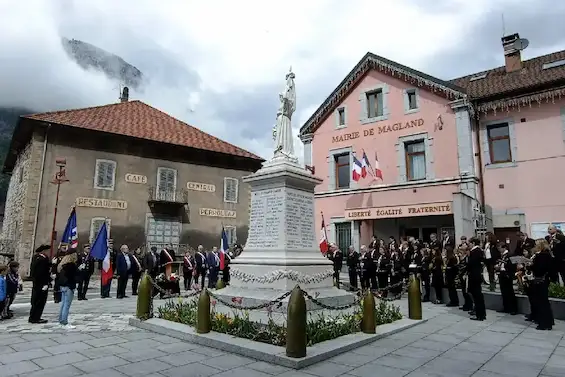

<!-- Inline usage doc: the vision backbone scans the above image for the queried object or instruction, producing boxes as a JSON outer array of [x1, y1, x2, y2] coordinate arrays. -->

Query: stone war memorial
[[130, 68, 425, 369]]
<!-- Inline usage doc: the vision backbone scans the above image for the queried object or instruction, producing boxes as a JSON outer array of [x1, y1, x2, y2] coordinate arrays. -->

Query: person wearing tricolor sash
[[160, 247, 175, 277], [182, 251, 194, 290]]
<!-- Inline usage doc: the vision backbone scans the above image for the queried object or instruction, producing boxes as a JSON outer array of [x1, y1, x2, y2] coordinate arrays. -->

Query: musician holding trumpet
[[494, 243, 517, 315]]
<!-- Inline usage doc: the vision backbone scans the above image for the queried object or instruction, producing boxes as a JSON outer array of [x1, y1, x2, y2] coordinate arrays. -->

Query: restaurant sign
[[345, 201, 452, 220], [76, 197, 128, 210], [332, 118, 425, 143]]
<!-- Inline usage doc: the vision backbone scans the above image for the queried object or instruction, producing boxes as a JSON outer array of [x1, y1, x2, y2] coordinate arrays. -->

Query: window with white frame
[[405, 89, 419, 112], [94, 159, 117, 190], [366, 90, 384, 118], [224, 226, 237, 246], [90, 218, 111, 243], [157, 167, 177, 201], [405, 140, 426, 181], [334, 153, 351, 189], [336, 107, 346, 127], [223, 177, 239, 203]]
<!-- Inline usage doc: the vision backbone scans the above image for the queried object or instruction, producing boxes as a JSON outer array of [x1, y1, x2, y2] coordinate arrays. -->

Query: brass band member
[[431, 249, 444, 304], [468, 237, 486, 321], [445, 246, 459, 307], [483, 232, 501, 292], [328, 244, 343, 289], [376, 247, 391, 297], [370, 243, 380, 290], [515, 232, 535, 258], [359, 246, 371, 290], [420, 245, 432, 302], [548, 225, 565, 284], [529, 238, 554, 330], [495, 243, 517, 315], [346, 245, 360, 291], [390, 247, 403, 296], [457, 237, 473, 311]]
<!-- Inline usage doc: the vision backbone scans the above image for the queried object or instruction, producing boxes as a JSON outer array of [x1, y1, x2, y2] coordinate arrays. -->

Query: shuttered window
[[223, 177, 239, 203], [90, 218, 111, 243], [225, 226, 237, 245], [94, 160, 117, 190], [157, 167, 177, 201]]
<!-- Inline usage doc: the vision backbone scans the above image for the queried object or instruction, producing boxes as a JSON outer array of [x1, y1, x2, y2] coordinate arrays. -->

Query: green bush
[[158, 296, 402, 347], [549, 282, 565, 299]]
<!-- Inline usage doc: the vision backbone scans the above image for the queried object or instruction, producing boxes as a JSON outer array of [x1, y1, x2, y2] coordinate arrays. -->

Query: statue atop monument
[[272, 67, 298, 163]]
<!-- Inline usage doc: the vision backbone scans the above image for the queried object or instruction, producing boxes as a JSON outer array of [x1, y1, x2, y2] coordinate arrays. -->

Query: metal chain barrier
[[300, 289, 362, 310], [208, 289, 293, 311]]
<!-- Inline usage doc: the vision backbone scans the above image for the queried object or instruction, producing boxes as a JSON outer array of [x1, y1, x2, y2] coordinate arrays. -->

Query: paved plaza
[[0, 283, 563, 377]]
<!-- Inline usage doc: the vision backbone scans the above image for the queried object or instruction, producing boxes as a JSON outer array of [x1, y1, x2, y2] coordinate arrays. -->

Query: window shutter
[[358, 92, 368, 122], [224, 178, 239, 202], [327, 155, 336, 191], [396, 142, 407, 183], [95, 161, 115, 188], [382, 84, 390, 118], [402, 89, 409, 113], [303, 142, 312, 167]]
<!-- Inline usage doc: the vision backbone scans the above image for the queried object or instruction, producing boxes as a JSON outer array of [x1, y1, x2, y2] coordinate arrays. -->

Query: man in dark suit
[[28, 245, 51, 324], [77, 244, 95, 300], [115, 245, 132, 299], [328, 244, 343, 288], [515, 232, 535, 257], [441, 231, 455, 251], [194, 245, 207, 288], [207, 247, 220, 288], [143, 246, 160, 278], [129, 248, 143, 295], [468, 237, 486, 321]]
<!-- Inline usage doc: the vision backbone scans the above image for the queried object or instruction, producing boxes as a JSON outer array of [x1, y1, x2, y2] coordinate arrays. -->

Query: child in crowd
[[0, 265, 7, 318], [3, 261, 21, 319]]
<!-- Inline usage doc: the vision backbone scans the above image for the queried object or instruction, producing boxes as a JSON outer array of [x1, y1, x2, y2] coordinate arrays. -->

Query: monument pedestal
[[214, 157, 355, 313]]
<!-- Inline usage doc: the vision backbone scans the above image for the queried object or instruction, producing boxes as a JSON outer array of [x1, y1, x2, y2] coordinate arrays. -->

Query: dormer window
[[542, 60, 565, 70]]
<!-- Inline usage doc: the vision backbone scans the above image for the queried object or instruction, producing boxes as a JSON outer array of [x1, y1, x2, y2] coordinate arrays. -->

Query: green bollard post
[[408, 274, 422, 320], [216, 278, 225, 290], [136, 273, 152, 320], [286, 285, 307, 358], [196, 288, 211, 334], [361, 290, 376, 334]]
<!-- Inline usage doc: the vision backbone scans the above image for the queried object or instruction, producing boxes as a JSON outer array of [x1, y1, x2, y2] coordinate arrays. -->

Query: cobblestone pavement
[[0, 289, 564, 377]]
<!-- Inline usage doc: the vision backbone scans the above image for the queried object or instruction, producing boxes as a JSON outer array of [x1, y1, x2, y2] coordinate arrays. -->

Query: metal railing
[[147, 186, 189, 204]]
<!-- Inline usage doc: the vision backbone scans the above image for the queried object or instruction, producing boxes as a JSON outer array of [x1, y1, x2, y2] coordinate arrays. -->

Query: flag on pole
[[60, 207, 78, 249], [361, 150, 373, 178], [219, 227, 229, 270], [352, 156, 363, 181], [89, 221, 113, 286], [374, 152, 383, 180], [319, 213, 329, 255]]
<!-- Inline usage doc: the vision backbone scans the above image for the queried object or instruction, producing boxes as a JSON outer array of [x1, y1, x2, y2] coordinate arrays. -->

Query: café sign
[[199, 208, 236, 218], [125, 173, 147, 184], [345, 201, 452, 220], [187, 182, 216, 192], [76, 197, 128, 210], [332, 118, 425, 143]]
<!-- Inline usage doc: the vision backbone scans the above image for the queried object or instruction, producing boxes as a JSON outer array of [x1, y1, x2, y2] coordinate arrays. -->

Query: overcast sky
[[1, 0, 564, 161]]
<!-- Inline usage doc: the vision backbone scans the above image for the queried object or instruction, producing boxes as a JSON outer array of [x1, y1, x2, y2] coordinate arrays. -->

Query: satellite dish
[[513, 38, 529, 51]]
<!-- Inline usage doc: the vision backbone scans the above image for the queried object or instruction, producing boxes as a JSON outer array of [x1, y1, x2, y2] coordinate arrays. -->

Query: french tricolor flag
[[352, 156, 363, 182]]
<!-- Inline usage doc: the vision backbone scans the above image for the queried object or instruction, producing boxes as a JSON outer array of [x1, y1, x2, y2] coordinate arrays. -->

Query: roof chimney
[[501, 33, 523, 73], [120, 86, 129, 103]]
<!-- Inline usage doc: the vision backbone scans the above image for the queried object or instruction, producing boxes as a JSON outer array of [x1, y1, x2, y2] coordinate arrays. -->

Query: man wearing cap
[[28, 245, 51, 324], [77, 244, 94, 300]]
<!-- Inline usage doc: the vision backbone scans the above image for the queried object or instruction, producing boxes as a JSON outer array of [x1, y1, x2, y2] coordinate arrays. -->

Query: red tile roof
[[24, 100, 262, 160], [450, 50, 565, 99]]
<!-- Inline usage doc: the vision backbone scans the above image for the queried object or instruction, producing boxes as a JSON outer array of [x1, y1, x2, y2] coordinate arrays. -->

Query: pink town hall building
[[299, 33, 565, 252]]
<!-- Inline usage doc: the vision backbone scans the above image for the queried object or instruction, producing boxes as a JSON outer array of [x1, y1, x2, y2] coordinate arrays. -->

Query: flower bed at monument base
[[157, 298, 402, 346]]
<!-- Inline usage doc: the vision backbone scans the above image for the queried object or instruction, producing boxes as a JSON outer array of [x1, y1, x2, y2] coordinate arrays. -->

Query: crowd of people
[[326, 225, 565, 331], [0, 239, 243, 328]]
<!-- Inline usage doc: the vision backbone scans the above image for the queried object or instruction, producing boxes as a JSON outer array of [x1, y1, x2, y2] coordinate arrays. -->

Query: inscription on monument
[[247, 188, 285, 248], [285, 189, 315, 249]]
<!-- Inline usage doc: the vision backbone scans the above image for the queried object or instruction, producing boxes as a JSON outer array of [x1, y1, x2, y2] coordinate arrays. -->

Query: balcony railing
[[148, 186, 189, 205]]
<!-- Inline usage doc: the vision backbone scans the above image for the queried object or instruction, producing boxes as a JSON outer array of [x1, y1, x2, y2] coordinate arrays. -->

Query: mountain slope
[[0, 39, 144, 209]]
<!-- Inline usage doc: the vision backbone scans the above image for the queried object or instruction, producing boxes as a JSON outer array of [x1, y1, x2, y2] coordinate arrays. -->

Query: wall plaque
[[125, 174, 147, 184], [76, 197, 128, 210], [345, 201, 452, 220], [199, 208, 236, 218], [187, 182, 216, 192]]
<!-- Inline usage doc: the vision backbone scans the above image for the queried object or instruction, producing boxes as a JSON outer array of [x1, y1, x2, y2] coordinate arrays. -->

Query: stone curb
[[128, 316, 427, 369]]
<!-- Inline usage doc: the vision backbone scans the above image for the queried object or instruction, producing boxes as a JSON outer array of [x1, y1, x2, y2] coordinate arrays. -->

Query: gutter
[[472, 110, 486, 207], [30, 124, 50, 255]]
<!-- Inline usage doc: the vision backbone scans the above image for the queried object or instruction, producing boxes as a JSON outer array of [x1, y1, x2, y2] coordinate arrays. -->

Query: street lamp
[[49, 158, 69, 258]]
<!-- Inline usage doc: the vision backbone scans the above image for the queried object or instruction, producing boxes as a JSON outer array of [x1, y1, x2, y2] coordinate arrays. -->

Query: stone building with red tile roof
[[1, 92, 263, 274]]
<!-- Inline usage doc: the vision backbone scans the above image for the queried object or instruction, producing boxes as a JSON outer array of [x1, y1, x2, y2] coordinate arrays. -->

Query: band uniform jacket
[[429, 240, 441, 253], [359, 252, 370, 276], [377, 254, 391, 274], [30, 253, 51, 288], [183, 255, 194, 276], [515, 238, 535, 256], [390, 252, 402, 276], [531, 251, 553, 281], [129, 254, 143, 275], [368, 240, 378, 251], [77, 253, 95, 277], [550, 233, 565, 261], [497, 252, 515, 279], [346, 250, 360, 271], [329, 249, 344, 271], [467, 246, 484, 284]]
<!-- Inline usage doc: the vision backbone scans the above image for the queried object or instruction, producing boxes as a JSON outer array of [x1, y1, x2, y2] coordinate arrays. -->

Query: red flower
[[211, 299, 217, 307], [231, 297, 243, 304]]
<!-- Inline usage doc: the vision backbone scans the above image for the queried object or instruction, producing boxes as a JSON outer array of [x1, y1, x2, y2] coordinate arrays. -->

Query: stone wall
[[1, 131, 46, 275]]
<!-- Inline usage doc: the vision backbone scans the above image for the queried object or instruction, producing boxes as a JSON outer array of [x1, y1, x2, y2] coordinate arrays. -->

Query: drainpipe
[[30, 124, 50, 257], [473, 112, 486, 207]]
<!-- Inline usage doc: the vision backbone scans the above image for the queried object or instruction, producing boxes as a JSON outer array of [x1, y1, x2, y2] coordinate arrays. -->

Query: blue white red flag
[[352, 156, 363, 182], [89, 221, 113, 286], [219, 228, 229, 270], [61, 207, 78, 249]]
